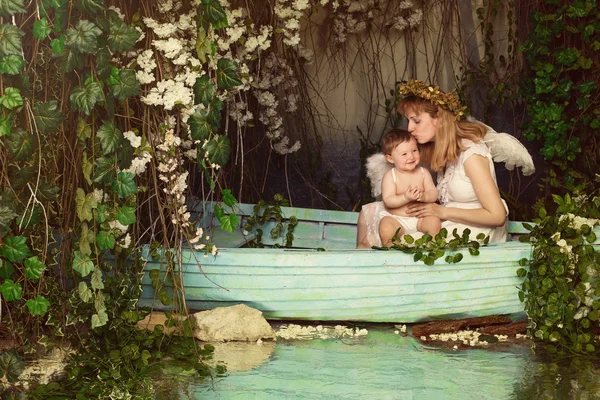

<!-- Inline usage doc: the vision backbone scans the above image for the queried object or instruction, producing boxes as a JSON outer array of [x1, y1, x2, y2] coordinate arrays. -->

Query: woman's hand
[[405, 201, 445, 219]]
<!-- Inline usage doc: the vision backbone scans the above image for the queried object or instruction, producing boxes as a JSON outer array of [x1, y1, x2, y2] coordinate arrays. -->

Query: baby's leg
[[379, 216, 403, 247], [417, 216, 441, 236]]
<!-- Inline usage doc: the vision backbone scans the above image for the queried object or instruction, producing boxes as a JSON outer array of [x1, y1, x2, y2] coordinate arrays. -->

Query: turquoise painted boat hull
[[139, 203, 600, 323]]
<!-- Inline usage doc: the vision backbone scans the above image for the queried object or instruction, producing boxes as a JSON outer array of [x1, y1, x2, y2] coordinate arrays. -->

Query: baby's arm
[[421, 169, 439, 203], [381, 170, 414, 209]]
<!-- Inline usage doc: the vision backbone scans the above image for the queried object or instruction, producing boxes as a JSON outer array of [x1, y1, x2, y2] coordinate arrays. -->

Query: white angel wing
[[467, 116, 535, 176], [366, 153, 393, 198]]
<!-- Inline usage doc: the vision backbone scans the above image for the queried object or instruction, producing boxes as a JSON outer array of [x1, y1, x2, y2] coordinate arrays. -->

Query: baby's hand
[[404, 185, 423, 201]]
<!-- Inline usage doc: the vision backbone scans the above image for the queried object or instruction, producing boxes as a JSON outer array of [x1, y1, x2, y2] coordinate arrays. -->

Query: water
[[162, 324, 600, 400]]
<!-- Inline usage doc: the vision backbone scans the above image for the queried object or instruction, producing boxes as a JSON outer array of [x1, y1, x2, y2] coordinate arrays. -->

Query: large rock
[[191, 304, 276, 342]]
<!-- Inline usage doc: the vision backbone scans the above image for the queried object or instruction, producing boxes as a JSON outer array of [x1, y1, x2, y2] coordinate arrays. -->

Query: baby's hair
[[381, 129, 415, 155]]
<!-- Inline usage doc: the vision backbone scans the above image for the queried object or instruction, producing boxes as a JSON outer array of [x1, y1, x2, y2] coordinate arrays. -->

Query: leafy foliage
[[518, 187, 600, 354], [243, 194, 298, 248]]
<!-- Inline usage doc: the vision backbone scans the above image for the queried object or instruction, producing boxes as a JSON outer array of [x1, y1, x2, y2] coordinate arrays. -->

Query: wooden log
[[479, 320, 528, 336], [411, 315, 512, 337]]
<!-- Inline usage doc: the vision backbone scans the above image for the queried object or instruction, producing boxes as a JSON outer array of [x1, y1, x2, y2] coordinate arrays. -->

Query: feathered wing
[[467, 116, 535, 176], [366, 153, 393, 198]]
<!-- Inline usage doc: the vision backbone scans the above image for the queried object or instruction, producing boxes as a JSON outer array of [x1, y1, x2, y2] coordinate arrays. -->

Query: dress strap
[[392, 168, 396, 183]]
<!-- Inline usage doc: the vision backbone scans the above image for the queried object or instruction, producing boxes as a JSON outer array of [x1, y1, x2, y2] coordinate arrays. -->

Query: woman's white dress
[[362, 139, 508, 246]]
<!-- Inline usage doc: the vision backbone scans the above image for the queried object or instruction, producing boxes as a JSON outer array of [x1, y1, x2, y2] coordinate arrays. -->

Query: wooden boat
[[139, 203, 600, 323]]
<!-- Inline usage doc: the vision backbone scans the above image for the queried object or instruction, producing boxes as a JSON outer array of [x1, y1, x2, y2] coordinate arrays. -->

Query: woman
[[356, 80, 508, 248]]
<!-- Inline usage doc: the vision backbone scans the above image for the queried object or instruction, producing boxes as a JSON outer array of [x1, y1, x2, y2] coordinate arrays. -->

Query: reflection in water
[[158, 325, 600, 400]]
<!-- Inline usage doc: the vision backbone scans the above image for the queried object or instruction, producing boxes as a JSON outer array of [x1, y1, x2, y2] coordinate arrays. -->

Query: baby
[[380, 129, 441, 240]]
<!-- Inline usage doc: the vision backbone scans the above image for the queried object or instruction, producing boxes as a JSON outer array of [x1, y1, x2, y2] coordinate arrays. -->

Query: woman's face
[[405, 110, 438, 144]]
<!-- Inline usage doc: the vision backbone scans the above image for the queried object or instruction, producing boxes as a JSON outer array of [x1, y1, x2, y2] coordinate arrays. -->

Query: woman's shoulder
[[459, 138, 491, 160]]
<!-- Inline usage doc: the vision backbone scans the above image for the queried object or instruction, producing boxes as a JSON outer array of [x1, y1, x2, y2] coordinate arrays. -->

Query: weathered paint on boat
[[139, 203, 600, 323]]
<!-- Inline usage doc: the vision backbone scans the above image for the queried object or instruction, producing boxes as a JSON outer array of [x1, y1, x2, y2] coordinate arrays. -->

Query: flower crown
[[397, 80, 467, 120]]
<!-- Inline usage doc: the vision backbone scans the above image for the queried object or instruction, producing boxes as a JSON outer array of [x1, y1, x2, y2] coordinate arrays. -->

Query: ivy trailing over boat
[[375, 228, 489, 265], [517, 185, 600, 354], [243, 194, 298, 248]]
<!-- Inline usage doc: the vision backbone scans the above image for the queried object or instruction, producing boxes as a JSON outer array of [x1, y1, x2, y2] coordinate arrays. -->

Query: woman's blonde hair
[[398, 96, 486, 171]]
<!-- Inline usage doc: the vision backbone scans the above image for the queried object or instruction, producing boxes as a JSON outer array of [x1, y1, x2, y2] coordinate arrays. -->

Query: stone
[[136, 311, 186, 335], [191, 304, 276, 342]]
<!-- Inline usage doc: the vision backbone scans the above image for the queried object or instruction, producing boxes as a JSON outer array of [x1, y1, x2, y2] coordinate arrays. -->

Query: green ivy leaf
[[0, 87, 23, 109], [72, 250, 94, 277], [6, 128, 36, 161], [220, 213, 239, 233], [1, 236, 30, 262], [0, 351, 24, 382], [70, 80, 103, 115], [74, 0, 104, 14], [8, 165, 35, 190], [0, 116, 10, 137], [25, 296, 51, 316], [50, 34, 66, 54], [79, 222, 94, 256], [0, 54, 24, 74], [221, 189, 237, 207], [207, 97, 223, 128], [78, 281, 92, 302], [0, 0, 25, 17], [76, 188, 97, 222], [96, 231, 115, 250], [95, 204, 109, 223], [193, 75, 215, 105], [0, 259, 14, 279], [0, 279, 22, 301], [91, 310, 108, 329], [91, 268, 104, 290], [33, 18, 52, 40], [113, 171, 137, 198], [55, 47, 84, 73], [205, 135, 230, 166], [195, 26, 212, 63], [24, 256, 46, 280], [116, 206, 136, 225], [93, 156, 116, 184], [203, 0, 228, 29], [65, 20, 102, 54], [0, 24, 24, 57], [97, 120, 123, 154], [188, 108, 212, 141], [216, 58, 242, 89], [112, 69, 140, 101], [107, 20, 140, 52], [33, 101, 64, 133]]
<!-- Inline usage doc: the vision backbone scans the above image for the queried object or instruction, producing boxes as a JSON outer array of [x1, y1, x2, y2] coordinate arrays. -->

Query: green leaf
[[221, 189, 237, 207], [113, 171, 137, 198], [74, 0, 104, 14], [0, 351, 24, 382], [107, 20, 140, 52], [207, 97, 223, 128], [76, 188, 97, 222], [91, 310, 108, 328], [205, 135, 230, 166], [1, 235, 30, 262], [0, 87, 23, 109], [189, 108, 212, 141], [112, 69, 140, 101], [24, 256, 46, 280], [0, 24, 24, 57], [96, 231, 115, 250], [0, 259, 14, 279], [0, 116, 10, 137], [72, 250, 94, 277], [17, 206, 41, 229], [0, 279, 22, 301], [25, 296, 51, 316], [0, 0, 25, 17], [33, 101, 64, 133], [55, 47, 84, 73], [91, 268, 104, 290], [97, 120, 123, 154], [70, 80, 103, 115], [78, 281, 92, 302], [6, 128, 36, 161], [8, 165, 35, 190], [216, 58, 242, 89], [193, 75, 215, 105], [203, 0, 228, 29], [0, 54, 25, 74], [195, 26, 212, 63], [50, 34, 66, 54], [65, 20, 102, 54], [79, 222, 94, 256], [33, 18, 52, 40], [116, 206, 136, 225], [93, 156, 116, 184]]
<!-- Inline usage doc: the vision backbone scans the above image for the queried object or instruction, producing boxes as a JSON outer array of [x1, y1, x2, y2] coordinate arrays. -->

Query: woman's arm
[[421, 169, 438, 203], [406, 155, 506, 227]]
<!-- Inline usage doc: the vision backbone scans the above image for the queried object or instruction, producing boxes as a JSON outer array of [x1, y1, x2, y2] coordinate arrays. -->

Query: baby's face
[[387, 138, 420, 172]]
